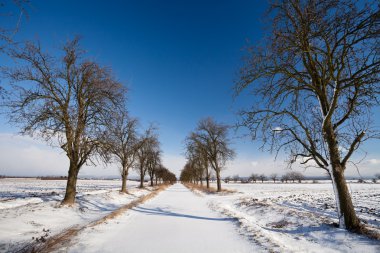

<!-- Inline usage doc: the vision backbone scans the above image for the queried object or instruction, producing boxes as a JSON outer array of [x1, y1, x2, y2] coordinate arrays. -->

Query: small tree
[[232, 174, 240, 183], [258, 174, 267, 183], [270, 173, 277, 183], [160, 168, 177, 184], [146, 138, 161, 187], [293, 172, 305, 183], [281, 174, 289, 183], [249, 173, 258, 183], [185, 133, 210, 187], [102, 111, 139, 193], [135, 127, 157, 188], [5, 38, 125, 205]]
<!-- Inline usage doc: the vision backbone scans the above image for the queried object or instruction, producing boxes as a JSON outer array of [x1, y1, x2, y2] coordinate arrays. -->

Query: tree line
[[225, 171, 305, 183], [0, 34, 176, 205], [180, 118, 235, 192]]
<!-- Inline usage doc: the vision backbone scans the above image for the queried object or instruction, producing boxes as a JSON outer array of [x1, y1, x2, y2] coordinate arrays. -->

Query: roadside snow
[[0, 197, 43, 209], [0, 178, 150, 252], [205, 182, 380, 253]]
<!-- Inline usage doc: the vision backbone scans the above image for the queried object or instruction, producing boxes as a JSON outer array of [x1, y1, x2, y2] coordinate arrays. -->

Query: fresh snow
[[1, 179, 379, 253], [207, 182, 380, 253], [64, 183, 259, 253], [0, 178, 151, 252]]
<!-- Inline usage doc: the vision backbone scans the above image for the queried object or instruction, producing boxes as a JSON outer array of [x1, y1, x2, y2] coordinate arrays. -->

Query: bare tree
[[159, 167, 177, 184], [180, 162, 197, 184], [249, 173, 258, 183], [293, 171, 305, 183], [135, 127, 157, 188], [155, 165, 167, 185], [185, 131, 211, 188], [270, 173, 278, 183], [146, 137, 161, 187], [5, 38, 125, 205], [235, 0, 379, 231], [102, 110, 139, 193], [258, 174, 267, 183], [281, 174, 289, 183], [188, 118, 235, 192]]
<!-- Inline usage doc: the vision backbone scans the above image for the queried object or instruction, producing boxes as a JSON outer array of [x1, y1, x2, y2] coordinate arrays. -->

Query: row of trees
[[181, 118, 235, 191], [226, 172, 305, 183], [0, 37, 176, 205], [102, 113, 176, 193]]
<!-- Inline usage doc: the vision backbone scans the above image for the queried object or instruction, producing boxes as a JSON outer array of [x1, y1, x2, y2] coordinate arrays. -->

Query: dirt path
[[63, 183, 261, 253]]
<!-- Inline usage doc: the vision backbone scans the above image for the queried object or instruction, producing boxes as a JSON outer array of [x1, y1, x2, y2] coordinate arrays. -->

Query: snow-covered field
[[1, 178, 379, 253], [206, 181, 380, 252], [0, 178, 151, 252]]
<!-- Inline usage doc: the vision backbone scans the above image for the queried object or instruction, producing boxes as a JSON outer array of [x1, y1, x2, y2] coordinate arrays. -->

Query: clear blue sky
[[16, 0, 266, 150], [0, 0, 379, 178]]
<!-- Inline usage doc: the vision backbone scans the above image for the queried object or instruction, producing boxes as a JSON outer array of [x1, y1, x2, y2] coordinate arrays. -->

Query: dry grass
[[18, 184, 170, 253], [183, 183, 236, 195]]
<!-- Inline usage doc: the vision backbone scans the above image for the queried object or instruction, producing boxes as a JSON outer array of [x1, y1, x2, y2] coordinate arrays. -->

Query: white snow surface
[[1, 179, 379, 253], [0, 178, 150, 252], [65, 183, 259, 253], [207, 181, 380, 253]]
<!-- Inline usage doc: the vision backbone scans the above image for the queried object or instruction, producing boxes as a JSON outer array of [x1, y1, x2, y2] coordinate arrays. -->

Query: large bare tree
[[235, 0, 379, 231], [5, 38, 125, 205], [102, 110, 139, 193]]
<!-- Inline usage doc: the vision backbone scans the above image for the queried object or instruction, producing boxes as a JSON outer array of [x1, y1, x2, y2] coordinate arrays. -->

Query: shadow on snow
[[132, 206, 237, 222]]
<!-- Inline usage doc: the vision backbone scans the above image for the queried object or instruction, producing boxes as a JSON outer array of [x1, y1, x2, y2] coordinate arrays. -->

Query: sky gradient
[[0, 0, 379, 179]]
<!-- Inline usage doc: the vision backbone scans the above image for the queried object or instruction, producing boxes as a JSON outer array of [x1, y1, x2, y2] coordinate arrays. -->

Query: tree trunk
[[150, 175, 154, 187], [324, 122, 360, 231], [216, 170, 221, 192], [139, 169, 144, 188], [62, 161, 79, 205], [330, 164, 361, 230], [121, 169, 128, 193]]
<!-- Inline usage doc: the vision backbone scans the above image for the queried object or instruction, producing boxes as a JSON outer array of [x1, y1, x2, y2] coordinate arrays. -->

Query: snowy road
[[66, 183, 259, 253]]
